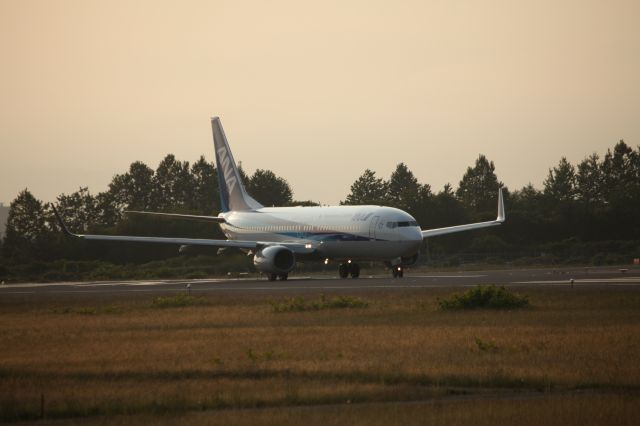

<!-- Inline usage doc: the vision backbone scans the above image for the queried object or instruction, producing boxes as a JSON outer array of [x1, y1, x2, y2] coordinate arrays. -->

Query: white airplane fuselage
[[220, 205, 423, 261]]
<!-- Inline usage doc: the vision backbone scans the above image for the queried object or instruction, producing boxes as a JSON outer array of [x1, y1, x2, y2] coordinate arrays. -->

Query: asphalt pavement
[[1, 266, 639, 298]]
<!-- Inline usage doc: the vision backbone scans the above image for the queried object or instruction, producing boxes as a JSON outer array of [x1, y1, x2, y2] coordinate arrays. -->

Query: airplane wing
[[421, 188, 505, 238], [125, 210, 226, 223], [51, 207, 315, 254]]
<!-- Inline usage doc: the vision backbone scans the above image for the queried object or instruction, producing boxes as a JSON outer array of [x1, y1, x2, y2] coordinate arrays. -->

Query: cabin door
[[368, 216, 379, 240]]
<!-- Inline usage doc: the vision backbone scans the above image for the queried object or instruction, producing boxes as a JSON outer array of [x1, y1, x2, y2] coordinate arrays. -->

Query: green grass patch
[[475, 337, 499, 353], [151, 294, 209, 309], [270, 294, 369, 313], [438, 285, 529, 310], [51, 305, 122, 315]]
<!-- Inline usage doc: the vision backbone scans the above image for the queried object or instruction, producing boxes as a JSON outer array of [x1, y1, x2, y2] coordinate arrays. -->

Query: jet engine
[[253, 245, 296, 274]]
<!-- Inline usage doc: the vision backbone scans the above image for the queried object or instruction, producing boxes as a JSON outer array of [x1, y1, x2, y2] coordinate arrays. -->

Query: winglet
[[421, 188, 505, 239], [496, 187, 505, 223], [51, 205, 75, 237]]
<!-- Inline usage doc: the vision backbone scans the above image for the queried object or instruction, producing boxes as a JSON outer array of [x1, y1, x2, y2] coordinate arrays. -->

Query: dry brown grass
[[1, 286, 639, 423], [49, 393, 640, 426]]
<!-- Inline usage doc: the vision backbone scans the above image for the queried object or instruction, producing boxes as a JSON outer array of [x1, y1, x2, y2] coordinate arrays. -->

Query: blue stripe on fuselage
[[278, 232, 381, 242]]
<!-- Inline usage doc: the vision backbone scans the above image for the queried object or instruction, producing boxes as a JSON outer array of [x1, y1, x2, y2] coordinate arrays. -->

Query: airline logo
[[217, 146, 237, 195]]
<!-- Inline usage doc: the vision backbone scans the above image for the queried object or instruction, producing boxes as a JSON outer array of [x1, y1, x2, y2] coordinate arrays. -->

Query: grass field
[[1, 285, 639, 424]]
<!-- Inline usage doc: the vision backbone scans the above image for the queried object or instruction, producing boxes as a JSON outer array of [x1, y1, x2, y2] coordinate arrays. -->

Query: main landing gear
[[384, 261, 404, 278], [391, 265, 404, 278], [268, 273, 288, 281], [335, 262, 404, 279], [338, 262, 360, 279]]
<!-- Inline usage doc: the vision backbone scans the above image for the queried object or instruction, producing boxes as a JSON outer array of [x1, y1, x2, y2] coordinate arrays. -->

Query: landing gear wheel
[[350, 263, 360, 278], [338, 263, 349, 279], [268, 273, 278, 281], [339, 263, 360, 278], [279, 274, 288, 281], [392, 266, 404, 278]]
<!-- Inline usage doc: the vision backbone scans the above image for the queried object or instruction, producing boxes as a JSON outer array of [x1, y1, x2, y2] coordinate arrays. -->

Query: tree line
[[2, 140, 639, 269], [1, 154, 310, 265], [341, 140, 640, 263]]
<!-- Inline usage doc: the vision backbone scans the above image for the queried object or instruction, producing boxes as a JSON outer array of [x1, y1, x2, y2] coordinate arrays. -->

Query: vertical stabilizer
[[211, 117, 263, 212]]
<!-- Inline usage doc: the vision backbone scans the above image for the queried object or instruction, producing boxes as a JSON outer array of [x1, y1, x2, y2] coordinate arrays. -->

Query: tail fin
[[211, 117, 263, 212]]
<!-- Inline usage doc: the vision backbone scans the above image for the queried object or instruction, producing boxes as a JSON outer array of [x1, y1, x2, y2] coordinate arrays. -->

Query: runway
[[1, 266, 639, 297]]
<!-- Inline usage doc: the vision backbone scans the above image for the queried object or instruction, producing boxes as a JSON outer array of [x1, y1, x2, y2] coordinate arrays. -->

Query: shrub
[[444, 256, 461, 267], [475, 337, 499, 352], [246, 348, 279, 361], [270, 294, 369, 313], [438, 285, 529, 310], [151, 295, 209, 309], [52, 305, 121, 315], [42, 271, 75, 282]]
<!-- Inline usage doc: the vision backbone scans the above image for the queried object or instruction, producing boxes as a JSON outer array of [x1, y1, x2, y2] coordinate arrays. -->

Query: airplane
[[53, 117, 505, 280]]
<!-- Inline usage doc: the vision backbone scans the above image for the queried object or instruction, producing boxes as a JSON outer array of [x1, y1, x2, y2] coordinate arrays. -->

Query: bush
[[475, 337, 499, 352], [42, 271, 76, 281], [51, 305, 121, 315], [444, 256, 461, 267], [151, 295, 209, 309], [270, 294, 369, 313], [438, 285, 529, 310]]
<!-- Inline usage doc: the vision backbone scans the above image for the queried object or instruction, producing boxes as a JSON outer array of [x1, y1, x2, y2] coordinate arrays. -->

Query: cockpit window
[[398, 221, 418, 227], [387, 220, 418, 228]]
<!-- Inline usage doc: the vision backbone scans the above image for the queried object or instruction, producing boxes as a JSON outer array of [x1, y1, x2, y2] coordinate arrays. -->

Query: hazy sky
[[1, 0, 639, 206]]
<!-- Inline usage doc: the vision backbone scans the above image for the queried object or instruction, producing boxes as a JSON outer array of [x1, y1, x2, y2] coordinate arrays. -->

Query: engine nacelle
[[253, 245, 296, 274]]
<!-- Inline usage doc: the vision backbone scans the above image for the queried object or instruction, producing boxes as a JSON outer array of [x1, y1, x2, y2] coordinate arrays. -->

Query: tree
[[575, 153, 603, 205], [289, 200, 321, 206], [601, 140, 640, 204], [341, 169, 388, 205], [191, 156, 219, 214], [94, 191, 120, 228], [152, 155, 194, 211], [2, 189, 49, 260], [602, 140, 634, 183], [247, 169, 293, 207], [543, 157, 576, 202], [505, 183, 551, 246], [456, 155, 502, 213], [429, 184, 467, 225], [386, 163, 430, 213], [512, 183, 541, 204], [599, 140, 640, 238], [55, 187, 98, 233], [419, 184, 470, 257], [108, 161, 155, 215]]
